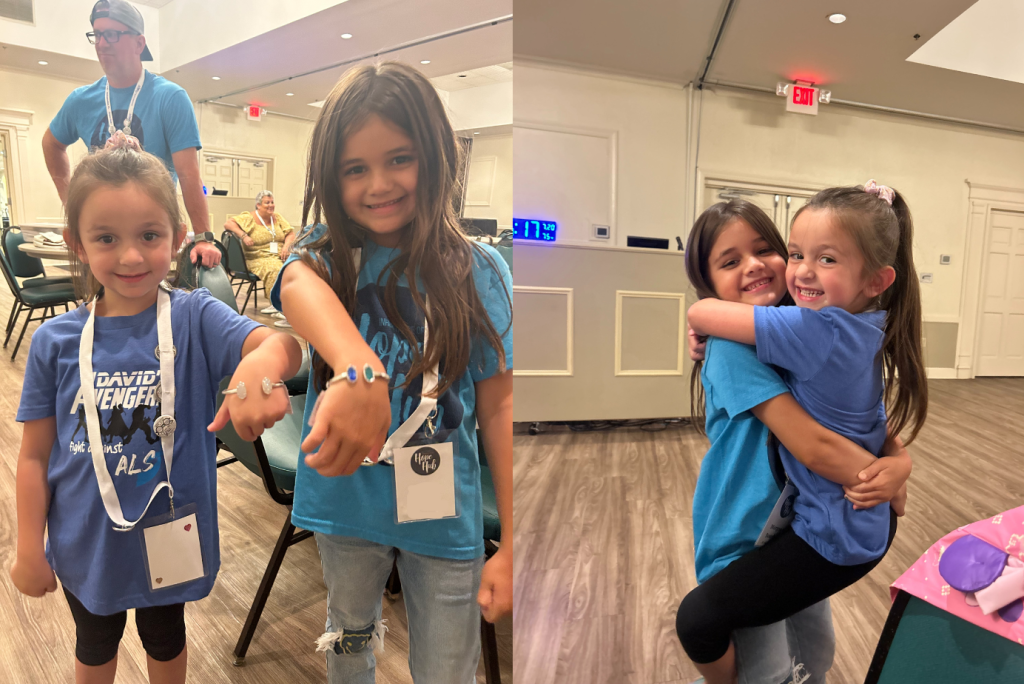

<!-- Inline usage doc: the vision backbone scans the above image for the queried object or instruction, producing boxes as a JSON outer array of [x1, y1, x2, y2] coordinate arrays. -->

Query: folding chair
[[221, 231, 260, 312], [0, 252, 77, 359]]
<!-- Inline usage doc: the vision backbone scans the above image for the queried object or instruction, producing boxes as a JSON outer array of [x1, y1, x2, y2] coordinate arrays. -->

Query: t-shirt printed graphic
[[16, 289, 261, 615], [69, 368, 166, 488]]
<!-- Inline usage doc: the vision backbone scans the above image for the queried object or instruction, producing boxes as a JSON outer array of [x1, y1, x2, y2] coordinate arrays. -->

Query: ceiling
[[514, 0, 1024, 130], [1, 0, 512, 120]]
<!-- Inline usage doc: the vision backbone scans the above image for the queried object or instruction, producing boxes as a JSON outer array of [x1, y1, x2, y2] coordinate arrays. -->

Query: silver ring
[[262, 377, 286, 395], [221, 381, 247, 399]]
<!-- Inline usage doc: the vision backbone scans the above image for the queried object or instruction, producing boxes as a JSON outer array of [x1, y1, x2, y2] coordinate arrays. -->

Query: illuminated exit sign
[[786, 84, 819, 115], [247, 105, 263, 121]]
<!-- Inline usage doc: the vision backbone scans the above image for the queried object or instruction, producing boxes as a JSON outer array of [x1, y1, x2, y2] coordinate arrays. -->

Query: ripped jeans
[[314, 532, 485, 684]]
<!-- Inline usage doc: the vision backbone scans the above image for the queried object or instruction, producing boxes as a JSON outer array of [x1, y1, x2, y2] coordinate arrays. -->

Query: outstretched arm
[[687, 300, 756, 345], [11, 418, 58, 597]]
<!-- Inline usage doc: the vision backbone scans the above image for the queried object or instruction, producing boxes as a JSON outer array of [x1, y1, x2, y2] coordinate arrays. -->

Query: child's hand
[[11, 553, 57, 598], [208, 347, 293, 441], [843, 451, 912, 510], [688, 323, 707, 362], [301, 371, 391, 477], [478, 546, 512, 623], [891, 483, 908, 517]]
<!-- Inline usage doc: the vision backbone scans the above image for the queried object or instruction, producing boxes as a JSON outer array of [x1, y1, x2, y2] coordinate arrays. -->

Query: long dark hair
[[297, 62, 510, 396], [684, 200, 791, 433], [792, 186, 928, 443]]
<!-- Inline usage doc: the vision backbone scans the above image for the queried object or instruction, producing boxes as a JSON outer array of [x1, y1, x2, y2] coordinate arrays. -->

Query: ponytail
[[880, 191, 928, 443]]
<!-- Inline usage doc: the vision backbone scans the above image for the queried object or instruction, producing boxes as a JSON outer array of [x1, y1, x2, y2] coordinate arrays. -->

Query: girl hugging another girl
[[677, 181, 927, 684]]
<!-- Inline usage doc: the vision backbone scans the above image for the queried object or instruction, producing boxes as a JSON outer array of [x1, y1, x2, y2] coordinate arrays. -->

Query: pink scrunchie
[[104, 130, 142, 153], [864, 179, 894, 206]]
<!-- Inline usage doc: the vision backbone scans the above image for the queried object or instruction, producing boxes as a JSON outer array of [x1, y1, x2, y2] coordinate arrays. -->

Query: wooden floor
[[0, 274, 512, 683], [512, 378, 1024, 684]]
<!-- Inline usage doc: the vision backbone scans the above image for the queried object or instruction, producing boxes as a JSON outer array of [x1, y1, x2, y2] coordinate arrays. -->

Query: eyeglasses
[[86, 30, 139, 45]]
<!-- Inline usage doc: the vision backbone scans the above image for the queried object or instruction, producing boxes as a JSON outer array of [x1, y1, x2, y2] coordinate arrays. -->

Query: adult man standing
[[42, 0, 221, 267]]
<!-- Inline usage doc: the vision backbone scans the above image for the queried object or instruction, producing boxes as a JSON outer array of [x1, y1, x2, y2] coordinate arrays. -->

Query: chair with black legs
[[0, 252, 77, 359], [215, 385, 312, 666], [220, 231, 261, 313], [2, 227, 74, 287]]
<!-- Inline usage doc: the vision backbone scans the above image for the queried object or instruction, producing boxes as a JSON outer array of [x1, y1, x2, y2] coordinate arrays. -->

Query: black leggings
[[64, 588, 186, 666], [676, 508, 897, 664]]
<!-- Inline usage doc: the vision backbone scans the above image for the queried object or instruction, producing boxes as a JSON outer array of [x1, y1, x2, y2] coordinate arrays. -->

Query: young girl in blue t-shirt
[[678, 184, 927, 683], [271, 62, 512, 683], [676, 199, 913, 684], [11, 142, 303, 684]]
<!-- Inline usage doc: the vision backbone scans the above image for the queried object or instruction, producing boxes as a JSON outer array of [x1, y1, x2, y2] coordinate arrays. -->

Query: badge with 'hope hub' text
[[394, 442, 456, 523]]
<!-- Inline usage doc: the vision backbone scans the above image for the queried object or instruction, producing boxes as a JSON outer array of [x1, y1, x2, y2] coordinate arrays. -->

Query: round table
[[18, 242, 70, 261]]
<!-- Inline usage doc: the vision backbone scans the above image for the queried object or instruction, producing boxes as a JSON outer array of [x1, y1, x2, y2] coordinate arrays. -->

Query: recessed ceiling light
[[341, 33, 352, 39], [212, 76, 221, 80], [420, 60, 430, 65], [473, 131, 479, 135], [286, 92, 294, 96], [38, 60, 48, 65], [828, 13, 846, 24]]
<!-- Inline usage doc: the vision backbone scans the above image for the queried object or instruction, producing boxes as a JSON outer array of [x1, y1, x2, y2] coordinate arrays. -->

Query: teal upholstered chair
[[221, 231, 261, 312], [216, 387, 311, 665], [0, 250, 77, 359], [865, 590, 1024, 683], [2, 227, 73, 287]]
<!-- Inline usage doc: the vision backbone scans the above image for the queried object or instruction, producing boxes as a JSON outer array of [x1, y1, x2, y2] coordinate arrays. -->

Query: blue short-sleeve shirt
[[754, 305, 889, 565], [692, 337, 789, 583], [16, 289, 261, 615], [271, 227, 513, 559], [49, 70, 200, 185]]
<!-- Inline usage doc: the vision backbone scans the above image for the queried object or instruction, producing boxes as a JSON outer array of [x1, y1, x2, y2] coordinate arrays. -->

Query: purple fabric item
[[999, 599, 1023, 623], [938, 534, 1008, 592]]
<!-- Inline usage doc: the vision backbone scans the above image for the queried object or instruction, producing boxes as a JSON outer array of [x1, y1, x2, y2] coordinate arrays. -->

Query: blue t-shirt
[[754, 306, 889, 565], [693, 337, 789, 583], [49, 70, 201, 185], [16, 289, 261, 615], [271, 228, 513, 560]]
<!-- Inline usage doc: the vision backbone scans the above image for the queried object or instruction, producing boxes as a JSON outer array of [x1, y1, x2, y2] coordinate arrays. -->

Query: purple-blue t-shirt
[[754, 305, 889, 565], [16, 288, 261, 615]]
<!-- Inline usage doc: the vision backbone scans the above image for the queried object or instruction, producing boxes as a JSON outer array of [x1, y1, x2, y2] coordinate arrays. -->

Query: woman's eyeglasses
[[86, 30, 139, 45]]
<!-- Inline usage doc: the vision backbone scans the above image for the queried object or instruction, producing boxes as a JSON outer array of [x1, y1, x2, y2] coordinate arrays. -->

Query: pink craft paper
[[891, 506, 1024, 645]]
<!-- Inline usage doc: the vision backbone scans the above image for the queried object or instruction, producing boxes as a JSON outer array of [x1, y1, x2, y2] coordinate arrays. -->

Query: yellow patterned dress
[[230, 211, 295, 296]]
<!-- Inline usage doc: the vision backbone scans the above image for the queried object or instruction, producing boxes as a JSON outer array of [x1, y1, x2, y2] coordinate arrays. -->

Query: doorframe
[[0, 108, 34, 226], [695, 168, 822, 230], [957, 182, 1024, 379], [200, 148, 276, 198]]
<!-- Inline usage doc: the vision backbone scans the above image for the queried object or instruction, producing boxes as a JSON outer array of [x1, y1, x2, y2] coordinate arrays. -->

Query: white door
[[236, 160, 267, 200], [202, 154, 234, 195], [703, 187, 782, 226], [780, 194, 811, 241], [976, 210, 1024, 376]]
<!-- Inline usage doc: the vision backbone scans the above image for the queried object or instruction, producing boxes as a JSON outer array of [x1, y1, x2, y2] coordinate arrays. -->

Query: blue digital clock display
[[513, 218, 557, 242]]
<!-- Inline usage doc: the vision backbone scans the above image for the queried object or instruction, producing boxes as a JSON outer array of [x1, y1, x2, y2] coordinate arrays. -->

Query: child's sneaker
[[261, 306, 278, 314]]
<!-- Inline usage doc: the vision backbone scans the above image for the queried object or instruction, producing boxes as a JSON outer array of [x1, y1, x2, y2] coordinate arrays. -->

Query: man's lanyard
[[105, 68, 146, 137], [351, 248, 439, 465], [79, 287, 178, 531], [256, 212, 276, 239]]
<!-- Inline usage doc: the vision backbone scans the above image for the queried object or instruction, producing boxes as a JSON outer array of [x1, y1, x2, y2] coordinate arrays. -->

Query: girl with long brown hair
[[270, 62, 512, 682], [678, 183, 927, 684]]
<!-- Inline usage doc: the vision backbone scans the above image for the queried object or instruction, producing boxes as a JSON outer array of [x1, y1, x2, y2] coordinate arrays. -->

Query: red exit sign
[[247, 105, 263, 121], [786, 85, 819, 115]]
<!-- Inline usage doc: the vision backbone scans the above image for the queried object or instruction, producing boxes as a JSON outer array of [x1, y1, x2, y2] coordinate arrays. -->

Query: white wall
[[513, 62, 689, 246], [463, 133, 511, 231], [446, 81, 513, 132], [696, 87, 1024, 320], [0, 0, 161, 70], [196, 103, 313, 228]]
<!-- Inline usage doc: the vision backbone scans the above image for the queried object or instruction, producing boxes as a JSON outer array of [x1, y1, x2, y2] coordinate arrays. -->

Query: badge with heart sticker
[[141, 510, 205, 591]]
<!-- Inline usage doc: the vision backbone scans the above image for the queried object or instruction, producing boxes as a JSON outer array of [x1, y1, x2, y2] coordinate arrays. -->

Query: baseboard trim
[[926, 367, 959, 379]]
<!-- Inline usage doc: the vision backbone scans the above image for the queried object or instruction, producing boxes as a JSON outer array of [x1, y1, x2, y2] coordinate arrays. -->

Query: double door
[[201, 153, 271, 199], [703, 185, 812, 240]]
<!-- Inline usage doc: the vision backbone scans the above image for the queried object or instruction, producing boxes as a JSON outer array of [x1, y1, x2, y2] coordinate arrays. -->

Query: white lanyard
[[105, 68, 146, 137], [256, 212, 276, 239], [352, 248, 439, 465], [80, 287, 177, 531]]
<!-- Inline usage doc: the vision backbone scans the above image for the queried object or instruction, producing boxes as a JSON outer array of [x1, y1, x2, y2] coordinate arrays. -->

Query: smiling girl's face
[[707, 218, 788, 306]]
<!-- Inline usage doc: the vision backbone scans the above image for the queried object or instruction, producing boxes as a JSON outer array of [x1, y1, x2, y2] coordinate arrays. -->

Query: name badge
[[269, 241, 279, 255], [393, 442, 456, 523], [141, 511, 205, 590], [755, 480, 798, 547]]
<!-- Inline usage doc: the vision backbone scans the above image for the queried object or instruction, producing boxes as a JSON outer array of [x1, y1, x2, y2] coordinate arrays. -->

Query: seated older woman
[[224, 190, 296, 327]]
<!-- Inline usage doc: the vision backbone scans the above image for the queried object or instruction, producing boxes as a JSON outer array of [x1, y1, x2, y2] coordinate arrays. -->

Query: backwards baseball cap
[[90, 0, 153, 61]]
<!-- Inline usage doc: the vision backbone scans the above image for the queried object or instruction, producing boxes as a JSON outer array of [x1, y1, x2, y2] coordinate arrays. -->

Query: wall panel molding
[[513, 285, 574, 377], [614, 290, 685, 376]]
